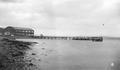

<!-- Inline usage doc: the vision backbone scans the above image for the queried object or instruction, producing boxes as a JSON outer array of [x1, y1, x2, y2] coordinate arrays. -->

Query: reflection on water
[[17, 38, 120, 70]]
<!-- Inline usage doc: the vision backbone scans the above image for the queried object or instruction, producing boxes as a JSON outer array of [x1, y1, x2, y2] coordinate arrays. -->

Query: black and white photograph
[[0, 0, 119, 70]]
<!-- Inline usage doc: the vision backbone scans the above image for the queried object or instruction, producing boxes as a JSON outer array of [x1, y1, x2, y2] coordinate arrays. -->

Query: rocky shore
[[0, 37, 39, 70]]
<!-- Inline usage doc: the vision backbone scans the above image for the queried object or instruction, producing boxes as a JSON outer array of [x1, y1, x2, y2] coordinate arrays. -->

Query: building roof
[[7, 26, 34, 31]]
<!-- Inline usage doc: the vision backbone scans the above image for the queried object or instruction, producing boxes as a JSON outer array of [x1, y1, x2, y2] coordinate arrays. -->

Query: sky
[[0, 0, 120, 36]]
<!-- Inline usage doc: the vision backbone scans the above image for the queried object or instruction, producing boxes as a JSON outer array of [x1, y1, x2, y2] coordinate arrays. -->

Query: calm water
[[17, 38, 120, 70]]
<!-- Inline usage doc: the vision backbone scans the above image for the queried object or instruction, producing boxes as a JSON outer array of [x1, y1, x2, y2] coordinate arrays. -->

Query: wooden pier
[[29, 36, 103, 42], [1, 35, 103, 42]]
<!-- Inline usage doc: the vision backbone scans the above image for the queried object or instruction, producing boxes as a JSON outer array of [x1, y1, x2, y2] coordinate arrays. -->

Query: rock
[[29, 63, 34, 66], [38, 59, 41, 61], [41, 48, 45, 50], [31, 53, 36, 55], [45, 54, 47, 56]]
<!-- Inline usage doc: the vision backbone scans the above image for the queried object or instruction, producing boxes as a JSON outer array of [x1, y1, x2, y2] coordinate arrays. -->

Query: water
[[17, 38, 120, 70]]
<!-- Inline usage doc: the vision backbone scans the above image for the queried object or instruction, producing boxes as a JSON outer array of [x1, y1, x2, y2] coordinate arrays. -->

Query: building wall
[[4, 27, 15, 36], [0, 28, 4, 36], [15, 29, 34, 36], [4, 27, 34, 37]]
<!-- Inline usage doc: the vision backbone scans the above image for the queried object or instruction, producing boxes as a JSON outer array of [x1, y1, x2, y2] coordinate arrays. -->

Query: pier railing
[[1, 35, 103, 42]]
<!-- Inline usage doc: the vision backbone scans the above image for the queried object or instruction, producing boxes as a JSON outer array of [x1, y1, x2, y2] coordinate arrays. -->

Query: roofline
[[6, 26, 34, 31]]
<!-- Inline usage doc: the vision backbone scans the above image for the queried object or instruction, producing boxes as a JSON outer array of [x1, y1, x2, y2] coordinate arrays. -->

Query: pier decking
[[1, 35, 103, 42], [14, 36, 103, 42]]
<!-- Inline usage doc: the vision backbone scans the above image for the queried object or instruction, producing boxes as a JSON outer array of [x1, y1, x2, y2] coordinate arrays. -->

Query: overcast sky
[[0, 0, 120, 36]]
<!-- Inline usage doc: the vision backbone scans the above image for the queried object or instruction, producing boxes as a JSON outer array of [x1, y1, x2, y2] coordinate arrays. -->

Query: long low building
[[0, 26, 34, 38], [4, 26, 34, 37]]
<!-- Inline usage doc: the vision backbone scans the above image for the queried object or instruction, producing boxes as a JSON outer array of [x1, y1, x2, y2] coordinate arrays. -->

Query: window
[[28, 31, 30, 32], [4, 32, 11, 35], [0, 33, 2, 35], [25, 30, 28, 32], [31, 31, 34, 33], [22, 30, 24, 32]]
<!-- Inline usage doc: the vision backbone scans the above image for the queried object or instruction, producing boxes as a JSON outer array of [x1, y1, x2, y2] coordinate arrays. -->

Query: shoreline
[[0, 37, 39, 70]]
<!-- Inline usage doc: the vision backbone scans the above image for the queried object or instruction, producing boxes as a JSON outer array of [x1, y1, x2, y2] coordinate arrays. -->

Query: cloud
[[51, 0, 102, 17], [0, 0, 23, 3], [0, 0, 56, 32], [0, 0, 120, 36], [50, 0, 120, 36]]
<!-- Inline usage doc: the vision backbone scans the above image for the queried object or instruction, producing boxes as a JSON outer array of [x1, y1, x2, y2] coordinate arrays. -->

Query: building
[[0, 27, 4, 36], [4, 26, 34, 37]]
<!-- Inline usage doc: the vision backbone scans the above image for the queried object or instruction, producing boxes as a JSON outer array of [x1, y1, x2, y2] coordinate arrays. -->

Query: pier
[[13, 35, 103, 42]]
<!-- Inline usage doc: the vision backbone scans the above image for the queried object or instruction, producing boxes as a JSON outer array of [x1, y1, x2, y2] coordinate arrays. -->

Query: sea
[[17, 38, 120, 70]]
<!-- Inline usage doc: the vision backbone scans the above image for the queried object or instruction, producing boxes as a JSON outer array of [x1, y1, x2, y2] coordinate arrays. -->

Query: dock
[[13, 36, 103, 42]]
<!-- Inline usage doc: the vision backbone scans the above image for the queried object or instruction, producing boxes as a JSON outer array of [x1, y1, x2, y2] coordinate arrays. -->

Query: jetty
[[13, 35, 103, 42]]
